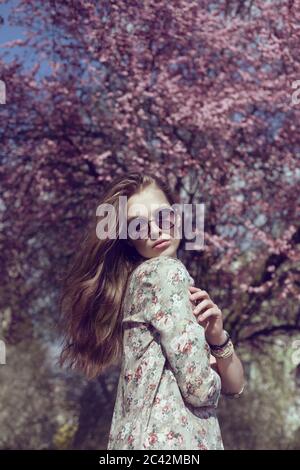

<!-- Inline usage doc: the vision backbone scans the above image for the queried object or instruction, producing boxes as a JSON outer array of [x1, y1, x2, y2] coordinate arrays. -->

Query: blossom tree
[[0, 0, 299, 349]]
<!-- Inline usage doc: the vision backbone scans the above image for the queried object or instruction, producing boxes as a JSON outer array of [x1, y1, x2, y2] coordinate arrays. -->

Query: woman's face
[[126, 185, 181, 260]]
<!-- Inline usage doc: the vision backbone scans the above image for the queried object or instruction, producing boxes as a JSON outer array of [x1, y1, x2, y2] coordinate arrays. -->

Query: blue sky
[[0, 1, 25, 56], [0, 0, 51, 76]]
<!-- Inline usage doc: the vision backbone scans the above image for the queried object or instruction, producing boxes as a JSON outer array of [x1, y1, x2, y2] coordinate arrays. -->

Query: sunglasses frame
[[127, 207, 177, 240]]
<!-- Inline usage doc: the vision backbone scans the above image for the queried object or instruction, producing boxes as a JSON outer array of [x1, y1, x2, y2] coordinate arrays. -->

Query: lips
[[153, 239, 170, 248]]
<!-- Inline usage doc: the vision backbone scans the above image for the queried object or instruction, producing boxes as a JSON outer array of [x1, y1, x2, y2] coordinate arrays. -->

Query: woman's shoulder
[[133, 255, 184, 274], [130, 255, 194, 286]]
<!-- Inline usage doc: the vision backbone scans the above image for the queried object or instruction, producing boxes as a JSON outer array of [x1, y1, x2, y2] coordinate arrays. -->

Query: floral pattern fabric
[[107, 255, 224, 450]]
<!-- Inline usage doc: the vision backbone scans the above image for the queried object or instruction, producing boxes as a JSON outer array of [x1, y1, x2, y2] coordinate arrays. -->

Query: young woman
[[58, 173, 245, 450]]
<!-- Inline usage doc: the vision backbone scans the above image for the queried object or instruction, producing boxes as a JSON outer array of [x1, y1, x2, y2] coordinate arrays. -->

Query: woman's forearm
[[213, 350, 245, 395], [207, 330, 245, 395], [189, 285, 246, 396]]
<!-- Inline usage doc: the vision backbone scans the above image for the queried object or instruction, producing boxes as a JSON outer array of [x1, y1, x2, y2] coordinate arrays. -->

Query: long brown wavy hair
[[58, 173, 182, 380]]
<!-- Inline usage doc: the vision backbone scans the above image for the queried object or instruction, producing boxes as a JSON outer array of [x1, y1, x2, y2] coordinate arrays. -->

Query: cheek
[[133, 239, 150, 253], [172, 226, 181, 238], [172, 237, 181, 248]]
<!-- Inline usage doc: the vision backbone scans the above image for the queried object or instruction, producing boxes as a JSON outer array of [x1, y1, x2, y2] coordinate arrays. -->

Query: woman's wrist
[[208, 330, 235, 359], [206, 329, 228, 347]]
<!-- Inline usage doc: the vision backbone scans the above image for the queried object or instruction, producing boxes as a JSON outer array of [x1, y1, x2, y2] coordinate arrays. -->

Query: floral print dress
[[107, 255, 224, 450]]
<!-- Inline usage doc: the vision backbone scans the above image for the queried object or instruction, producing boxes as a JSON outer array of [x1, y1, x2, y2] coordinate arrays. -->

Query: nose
[[149, 220, 162, 240]]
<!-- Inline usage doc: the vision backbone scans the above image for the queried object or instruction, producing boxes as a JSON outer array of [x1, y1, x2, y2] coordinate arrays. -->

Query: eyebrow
[[127, 205, 171, 222]]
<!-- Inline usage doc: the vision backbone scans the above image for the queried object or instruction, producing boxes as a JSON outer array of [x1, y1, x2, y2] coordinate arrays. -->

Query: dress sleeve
[[134, 257, 222, 408]]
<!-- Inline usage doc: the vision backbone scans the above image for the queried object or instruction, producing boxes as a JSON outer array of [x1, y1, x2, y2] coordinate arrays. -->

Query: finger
[[193, 299, 214, 314], [188, 286, 201, 293], [190, 290, 210, 301], [189, 286, 209, 295], [196, 307, 221, 323], [195, 317, 209, 329]]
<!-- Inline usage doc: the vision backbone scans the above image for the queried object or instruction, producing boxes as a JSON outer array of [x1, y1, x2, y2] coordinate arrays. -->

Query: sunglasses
[[127, 207, 177, 240]]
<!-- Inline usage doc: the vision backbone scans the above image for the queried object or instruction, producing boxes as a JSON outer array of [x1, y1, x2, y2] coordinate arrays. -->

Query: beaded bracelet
[[207, 330, 234, 359], [207, 330, 231, 350], [210, 339, 234, 358]]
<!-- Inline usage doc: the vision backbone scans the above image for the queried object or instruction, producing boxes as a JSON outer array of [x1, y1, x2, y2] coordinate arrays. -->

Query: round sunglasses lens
[[157, 209, 175, 230], [128, 217, 149, 239]]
